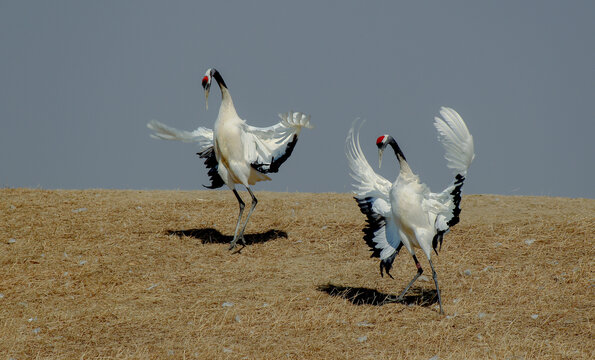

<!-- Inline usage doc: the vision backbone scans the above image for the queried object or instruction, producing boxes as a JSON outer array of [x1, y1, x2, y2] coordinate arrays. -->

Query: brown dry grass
[[0, 189, 593, 359]]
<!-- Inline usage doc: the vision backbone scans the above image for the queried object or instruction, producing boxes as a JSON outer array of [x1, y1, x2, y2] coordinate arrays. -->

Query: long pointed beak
[[378, 148, 384, 168], [204, 87, 210, 110]]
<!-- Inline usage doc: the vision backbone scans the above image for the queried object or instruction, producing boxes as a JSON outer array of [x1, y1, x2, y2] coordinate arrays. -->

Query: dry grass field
[[1, 189, 593, 359]]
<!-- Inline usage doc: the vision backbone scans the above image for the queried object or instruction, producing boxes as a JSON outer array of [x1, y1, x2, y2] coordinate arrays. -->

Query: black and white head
[[201, 68, 227, 110], [202, 68, 214, 110], [376, 134, 391, 168]]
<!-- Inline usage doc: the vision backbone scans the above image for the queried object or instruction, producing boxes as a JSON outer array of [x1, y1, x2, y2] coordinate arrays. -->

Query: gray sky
[[1, 1, 594, 198]]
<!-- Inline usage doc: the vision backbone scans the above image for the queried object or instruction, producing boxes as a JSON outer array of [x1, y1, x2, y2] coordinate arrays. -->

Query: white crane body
[[148, 68, 311, 250], [346, 107, 474, 314]]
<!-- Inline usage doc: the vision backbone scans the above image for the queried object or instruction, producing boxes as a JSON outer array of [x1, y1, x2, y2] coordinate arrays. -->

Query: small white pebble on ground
[[10, 205, 16, 210], [235, 315, 241, 323], [357, 336, 367, 343], [478, 312, 487, 319], [482, 266, 494, 272], [453, 298, 461, 304], [531, 314, 539, 320], [477, 334, 483, 340], [464, 269, 472, 276], [524, 238, 535, 245], [146, 284, 158, 291], [78, 260, 87, 266], [262, 303, 269, 307], [357, 321, 374, 327], [0, 293, 4, 299], [445, 312, 457, 319], [494, 242, 503, 247], [8, 238, 16, 244], [223, 348, 233, 353], [418, 275, 430, 282], [428, 355, 441, 360], [167, 350, 174, 356], [72, 207, 87, 213], [321, 226, 328, 230], [32, 328, 41, 334], [222, 302, 234, 308]]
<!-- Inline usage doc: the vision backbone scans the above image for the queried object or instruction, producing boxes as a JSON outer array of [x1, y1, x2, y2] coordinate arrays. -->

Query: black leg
[[237, 187, 258, 244], [428, 258, 443, 314], [229, 189, 245, 250], [398, 255, 423, 301]]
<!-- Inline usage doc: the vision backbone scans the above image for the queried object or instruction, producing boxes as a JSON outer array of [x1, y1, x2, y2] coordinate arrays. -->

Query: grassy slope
[[0, 189, 593, 359]]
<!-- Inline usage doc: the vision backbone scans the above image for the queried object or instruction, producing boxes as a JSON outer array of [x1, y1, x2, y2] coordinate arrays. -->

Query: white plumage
[[346, 107, 475, 314], [148, 68, 312, 250]]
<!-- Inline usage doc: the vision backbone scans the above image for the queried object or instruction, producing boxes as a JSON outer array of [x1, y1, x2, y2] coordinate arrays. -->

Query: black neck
[[211, 69, 228, 90], [388, 136, 407, 163]]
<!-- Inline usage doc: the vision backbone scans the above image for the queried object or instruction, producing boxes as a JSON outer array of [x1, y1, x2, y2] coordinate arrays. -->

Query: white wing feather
[[355, 195, 402, 277], [382, 219, 402, 259], [346, 119, 392, 200], [242, 111, 312, 169], [424, 107, 475, 233], [370, 198, 401, 259], [347, 120, 402, 267], [433, 107, 475, 176], [147, 120, 213, 152]]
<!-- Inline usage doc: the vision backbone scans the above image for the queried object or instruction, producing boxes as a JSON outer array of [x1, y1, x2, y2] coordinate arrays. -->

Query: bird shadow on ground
[[167, 228, 288, 245], [317, 283, 438, 307]]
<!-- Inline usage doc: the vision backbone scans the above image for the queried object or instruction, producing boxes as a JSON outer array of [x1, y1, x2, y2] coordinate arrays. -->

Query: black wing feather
[[432, 174, 466, 255], [197, 146, 225, 189], [355, 197, 402, 278], [355, 197, 385, 258], [251, 134, 299, 174]]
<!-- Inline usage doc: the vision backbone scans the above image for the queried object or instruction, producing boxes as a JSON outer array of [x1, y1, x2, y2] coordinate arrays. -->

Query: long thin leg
[[236, 187, 258, 246], [428, 258, 443, 314], [228, 189, 245, 250], [397, 255, 423, 301]]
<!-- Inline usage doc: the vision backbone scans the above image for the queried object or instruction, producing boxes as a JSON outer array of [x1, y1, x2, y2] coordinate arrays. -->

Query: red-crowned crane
[[148, 68, 312, 250], [346, 107, 475, 314]]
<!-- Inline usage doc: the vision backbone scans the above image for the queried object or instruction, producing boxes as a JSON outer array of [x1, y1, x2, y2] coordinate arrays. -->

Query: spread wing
[[147, 120, 213, 152], [345, 119, 392, 200], [355, 197, 403, 278], [242, 111, 312, 173], [346, 120, 402, 276], [147, 120, 224, 189], [422, 107, 475, 253]]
